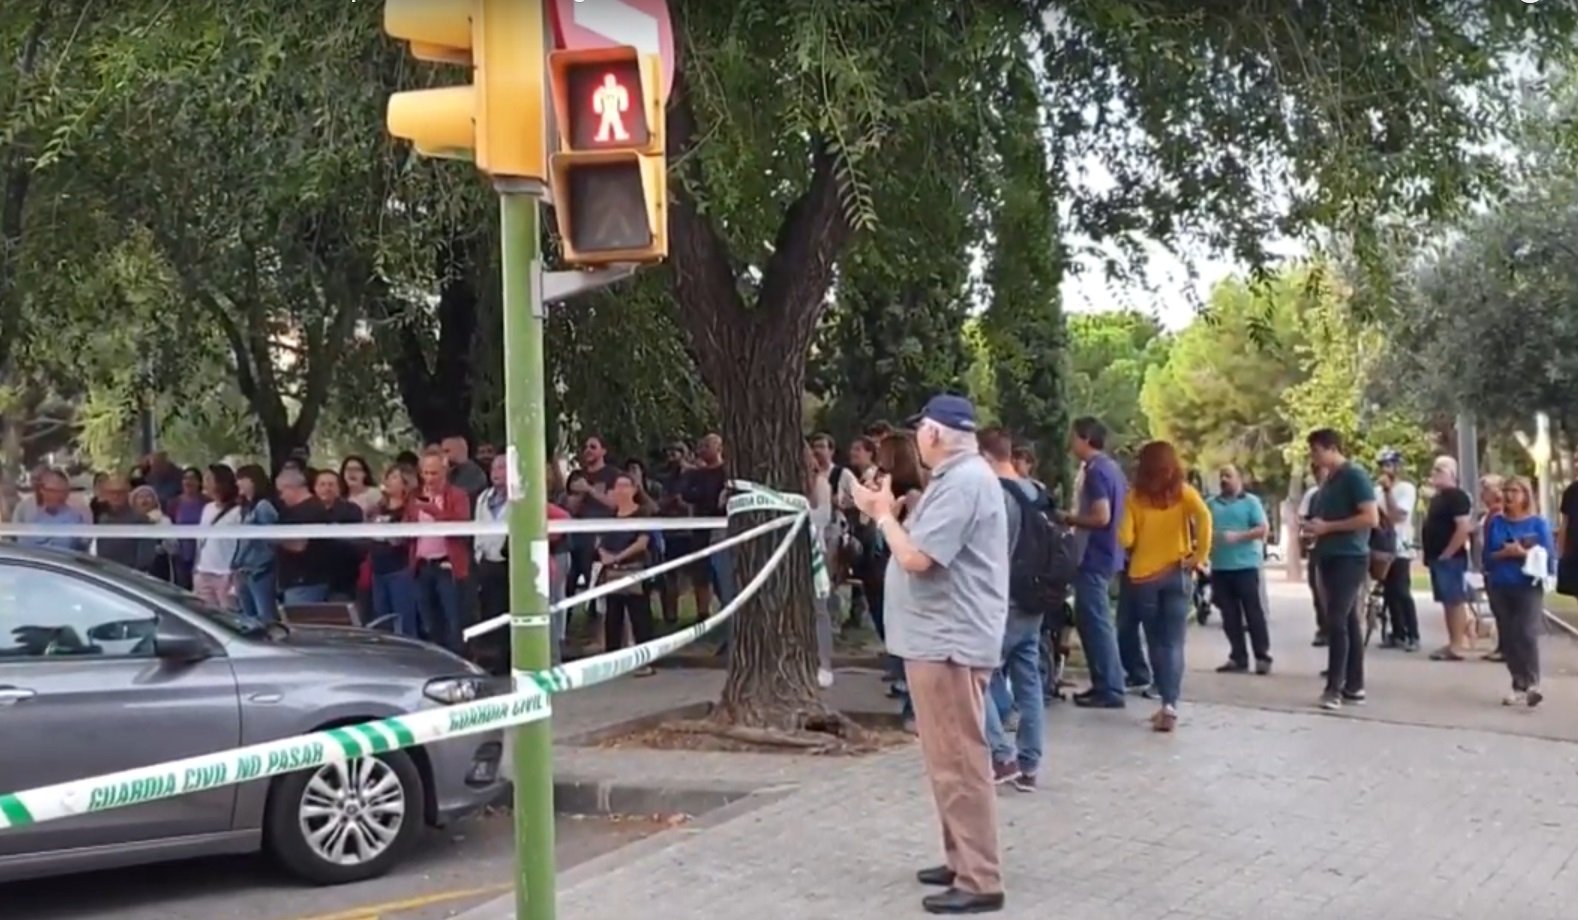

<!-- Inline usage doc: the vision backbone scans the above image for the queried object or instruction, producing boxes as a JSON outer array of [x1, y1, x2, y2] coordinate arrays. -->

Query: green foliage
[[1140, 273, 1307, 494], [1279, 267, 1436, 478], [981, 50, 1069, 494], [1355, 72, 1578, 458], [1064, 311, 1170, 461]]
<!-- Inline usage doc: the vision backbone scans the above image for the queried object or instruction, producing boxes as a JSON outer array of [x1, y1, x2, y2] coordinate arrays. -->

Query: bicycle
[[1039, 594, 1076, 702]]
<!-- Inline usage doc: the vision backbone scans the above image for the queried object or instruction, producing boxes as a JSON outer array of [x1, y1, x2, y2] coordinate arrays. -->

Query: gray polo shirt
[[884, 451, 1010, 669]]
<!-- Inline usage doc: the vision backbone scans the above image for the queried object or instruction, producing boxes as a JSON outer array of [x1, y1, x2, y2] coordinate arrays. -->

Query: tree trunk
[[265, 424, 309, 474], [709, 316, 824, 730], [386, 235, 481, 445]]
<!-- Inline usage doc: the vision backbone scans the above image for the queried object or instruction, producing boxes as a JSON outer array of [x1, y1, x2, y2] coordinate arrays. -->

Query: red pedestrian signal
[[547, 47, 666, 265]]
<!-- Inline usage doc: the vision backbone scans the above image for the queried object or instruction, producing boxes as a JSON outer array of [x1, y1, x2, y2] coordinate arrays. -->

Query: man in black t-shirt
[[1419, 456, 1474, 660], [274, 469, 334, 605]]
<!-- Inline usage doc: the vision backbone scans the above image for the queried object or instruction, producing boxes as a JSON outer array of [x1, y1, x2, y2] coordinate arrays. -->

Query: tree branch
[[757, 140, 853, 353], [664, 56, 748, 386]]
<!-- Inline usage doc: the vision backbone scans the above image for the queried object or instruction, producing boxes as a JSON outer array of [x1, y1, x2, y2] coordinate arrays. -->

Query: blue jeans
[[282, 583, 330, 605], [1128, 569, 1191, 707], [415, 561, 463, 652], [236, 569, 278, 623], [372, 568, 420, 637], [983, 611, 1045, 773], [1073, 570, 1125, 700], [1116, 574, 1152, 686]]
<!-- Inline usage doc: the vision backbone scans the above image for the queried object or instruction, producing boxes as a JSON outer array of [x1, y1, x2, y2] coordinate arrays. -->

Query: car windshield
[[72, 555, 268, 637]]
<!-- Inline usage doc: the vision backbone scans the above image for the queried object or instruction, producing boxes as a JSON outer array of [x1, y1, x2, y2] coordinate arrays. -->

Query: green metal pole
[[499, 188, 555, 920]]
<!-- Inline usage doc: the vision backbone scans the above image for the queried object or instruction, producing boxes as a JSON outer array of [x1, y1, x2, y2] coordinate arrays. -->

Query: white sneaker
[[1503, 690, 1527, 706], [817, 668, 835, 688]]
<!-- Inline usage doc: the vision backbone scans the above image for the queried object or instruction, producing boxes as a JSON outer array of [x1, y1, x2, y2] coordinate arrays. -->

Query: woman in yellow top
[[1118, 441, 1213, 732]]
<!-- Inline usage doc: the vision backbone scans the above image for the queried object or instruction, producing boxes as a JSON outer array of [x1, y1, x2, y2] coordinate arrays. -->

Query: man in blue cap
[[852, 393, 1010, 914]]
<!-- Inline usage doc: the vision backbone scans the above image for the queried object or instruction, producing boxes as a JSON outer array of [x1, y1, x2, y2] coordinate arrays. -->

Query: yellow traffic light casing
[[547, 47, 667, 265], [384, 0, 547, 180]]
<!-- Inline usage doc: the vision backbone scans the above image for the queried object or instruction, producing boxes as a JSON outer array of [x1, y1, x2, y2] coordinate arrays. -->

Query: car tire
[[265, 749, 425, 885]]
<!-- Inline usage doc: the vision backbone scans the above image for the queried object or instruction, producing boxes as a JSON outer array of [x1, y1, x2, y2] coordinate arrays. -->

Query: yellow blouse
[[1119, 484, 1213, 580]]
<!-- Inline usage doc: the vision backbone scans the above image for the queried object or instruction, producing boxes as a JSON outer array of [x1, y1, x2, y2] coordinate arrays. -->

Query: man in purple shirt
[[1059, 417, 1129, 708]]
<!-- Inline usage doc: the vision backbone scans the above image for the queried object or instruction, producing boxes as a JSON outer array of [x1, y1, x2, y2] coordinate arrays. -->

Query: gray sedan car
[[0, 545, 506, 885]]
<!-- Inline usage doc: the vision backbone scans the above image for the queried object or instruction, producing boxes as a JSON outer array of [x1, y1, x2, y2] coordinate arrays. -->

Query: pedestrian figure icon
[[593, 73, 629, 143]]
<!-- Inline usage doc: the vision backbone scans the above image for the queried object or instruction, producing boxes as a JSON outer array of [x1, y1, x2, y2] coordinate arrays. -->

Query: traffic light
[[547, 47, 667, 265], [384, 0, 547, 180]]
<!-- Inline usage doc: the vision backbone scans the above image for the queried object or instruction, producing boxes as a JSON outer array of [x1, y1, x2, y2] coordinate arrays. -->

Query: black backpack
[[1001, 480, 1079, 616]]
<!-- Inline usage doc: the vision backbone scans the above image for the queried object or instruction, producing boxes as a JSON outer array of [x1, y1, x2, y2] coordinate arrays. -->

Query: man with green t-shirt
[[1302, 428, 1380, 711]]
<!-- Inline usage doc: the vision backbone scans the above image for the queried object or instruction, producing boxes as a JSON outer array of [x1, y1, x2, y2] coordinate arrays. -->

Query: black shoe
[[1073, 693, 1125, 709], [1342, 689, 1366, 704], [1124, 677, 1151, 690], [916, 865, 956, 887], [1254, 659, 1273, 675], [923, 888, 1005, 914], [1216, 661, 1249, 673], [1312, 633, 1329, 647], [1073, 687, 1097, 701]]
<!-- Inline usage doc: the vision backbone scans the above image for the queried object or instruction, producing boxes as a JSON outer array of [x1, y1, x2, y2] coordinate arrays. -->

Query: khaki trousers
[[905, 659, 1003, 895]]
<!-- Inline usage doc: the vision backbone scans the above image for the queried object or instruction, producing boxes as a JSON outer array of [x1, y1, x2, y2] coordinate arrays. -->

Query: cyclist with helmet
[[1376, 448, 1421, 651]]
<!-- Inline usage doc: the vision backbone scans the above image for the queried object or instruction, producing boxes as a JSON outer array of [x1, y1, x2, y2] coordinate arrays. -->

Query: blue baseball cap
[[907, 394, 977, 432]]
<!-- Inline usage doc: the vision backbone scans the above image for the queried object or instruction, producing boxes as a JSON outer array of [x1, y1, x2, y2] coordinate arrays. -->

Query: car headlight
[[424, 676, 489, 704]]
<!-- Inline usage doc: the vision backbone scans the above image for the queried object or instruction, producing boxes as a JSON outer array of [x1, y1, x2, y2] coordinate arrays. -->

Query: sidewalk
[[460, 581, 1578, 919]]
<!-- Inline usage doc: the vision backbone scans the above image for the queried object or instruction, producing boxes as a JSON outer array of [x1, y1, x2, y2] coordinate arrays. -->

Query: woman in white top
[[193, 464, 244, 609]]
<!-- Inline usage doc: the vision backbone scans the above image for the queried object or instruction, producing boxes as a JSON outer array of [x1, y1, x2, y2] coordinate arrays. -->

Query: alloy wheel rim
[[297, 757, 406, 865]]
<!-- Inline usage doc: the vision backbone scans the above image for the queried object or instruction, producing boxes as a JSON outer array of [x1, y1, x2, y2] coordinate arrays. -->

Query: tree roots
[[667, 706, 879, 755]]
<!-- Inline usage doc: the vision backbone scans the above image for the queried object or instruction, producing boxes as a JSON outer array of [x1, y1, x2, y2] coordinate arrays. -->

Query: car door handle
[[0, 688, 36, 705]]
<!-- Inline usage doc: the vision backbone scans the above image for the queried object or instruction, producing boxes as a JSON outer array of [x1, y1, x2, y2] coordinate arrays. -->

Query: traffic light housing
[[547, 47, 667, 265], [384, 0, 547, 180]]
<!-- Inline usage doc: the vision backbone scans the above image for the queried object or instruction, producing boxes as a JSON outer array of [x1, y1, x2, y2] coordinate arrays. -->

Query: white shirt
[[474, 487, 508, 563], [195, 503, 242, 575], [1385, 479, 1417, 557]]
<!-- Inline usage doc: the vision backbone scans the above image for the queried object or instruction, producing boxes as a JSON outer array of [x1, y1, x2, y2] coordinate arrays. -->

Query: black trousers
[[1306, 552, 1326, 635], [1382, 557, 1419, 642], [1213, 568, 1271, 664], [604, 593, 654, 652], [1317, 555, 1368, 695], [1490, 585, 1543, 690]]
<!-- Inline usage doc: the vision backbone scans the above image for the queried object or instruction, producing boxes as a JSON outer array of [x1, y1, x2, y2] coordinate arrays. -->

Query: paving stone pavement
[[544, 702, 1578, 920], [457, 578, 1578, 919]]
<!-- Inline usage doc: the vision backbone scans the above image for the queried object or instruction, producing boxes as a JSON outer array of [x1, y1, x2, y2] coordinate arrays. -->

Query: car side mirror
[[154, 628, 211, 662]]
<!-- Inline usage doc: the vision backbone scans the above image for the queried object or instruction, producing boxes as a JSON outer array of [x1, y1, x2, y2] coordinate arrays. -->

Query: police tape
[[463, 480, 823, 641], [519, 501, 808, 693], [0, 483, 815, 832], [0, 683, 553, 831]]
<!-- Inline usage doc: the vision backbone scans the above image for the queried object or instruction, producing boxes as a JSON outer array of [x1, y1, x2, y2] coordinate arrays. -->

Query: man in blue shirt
[[1206, 465, 1272, 674], [1060, 417, 1128, 708], [17, 469, 90, 554]]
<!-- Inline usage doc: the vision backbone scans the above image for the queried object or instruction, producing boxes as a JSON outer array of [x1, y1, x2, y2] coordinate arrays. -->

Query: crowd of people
[[3, 395, 1570, 913], [0, 433, 751, 671], [831, 397, 1566, 914]]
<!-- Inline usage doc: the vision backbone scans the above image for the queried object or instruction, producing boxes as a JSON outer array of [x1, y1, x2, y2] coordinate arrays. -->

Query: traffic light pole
[[498, 182, 556, 920]]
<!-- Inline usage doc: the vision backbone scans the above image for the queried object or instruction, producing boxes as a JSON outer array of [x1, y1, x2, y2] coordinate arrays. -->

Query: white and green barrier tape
[[0, 479, 820, 832], [0, 683, 554, 830]]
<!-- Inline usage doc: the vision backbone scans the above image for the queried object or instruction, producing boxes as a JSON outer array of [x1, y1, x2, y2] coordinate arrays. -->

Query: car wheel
[[265, 750, 424, 885]]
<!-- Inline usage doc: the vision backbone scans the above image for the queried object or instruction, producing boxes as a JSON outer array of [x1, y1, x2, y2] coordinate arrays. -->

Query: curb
[[1543, 608, 1578, 640]]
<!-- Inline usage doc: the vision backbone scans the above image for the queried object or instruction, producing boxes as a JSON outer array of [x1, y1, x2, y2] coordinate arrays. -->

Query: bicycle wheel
[[1364, 594, 1381, 647]]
